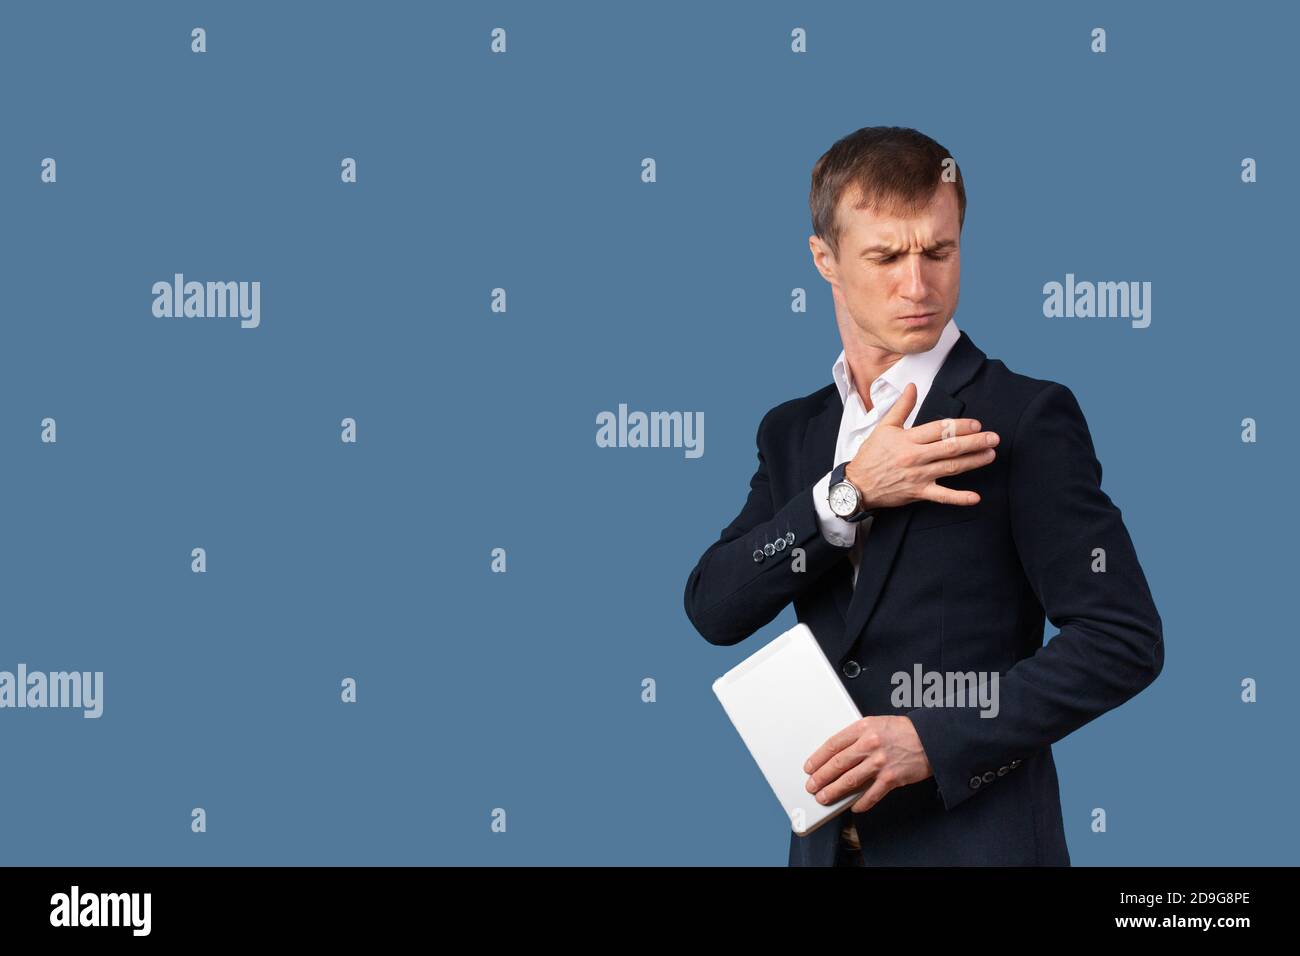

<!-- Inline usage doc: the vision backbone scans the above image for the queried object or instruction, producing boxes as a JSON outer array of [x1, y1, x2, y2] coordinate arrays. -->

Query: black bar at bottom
[[0, 865, 1283, 941]]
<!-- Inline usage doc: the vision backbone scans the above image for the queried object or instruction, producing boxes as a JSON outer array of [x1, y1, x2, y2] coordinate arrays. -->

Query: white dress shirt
[[812, 318, 961, 590]]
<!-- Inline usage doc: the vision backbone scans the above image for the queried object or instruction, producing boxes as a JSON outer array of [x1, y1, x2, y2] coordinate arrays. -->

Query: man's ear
[[809, 235, 837, 283]]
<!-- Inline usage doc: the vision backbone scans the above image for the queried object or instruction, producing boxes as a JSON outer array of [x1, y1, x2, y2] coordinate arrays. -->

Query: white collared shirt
[[812, 318, 961, 588]]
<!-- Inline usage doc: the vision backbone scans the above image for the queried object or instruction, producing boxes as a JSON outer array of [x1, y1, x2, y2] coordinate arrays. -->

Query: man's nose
[[901, 254, 930, 298]]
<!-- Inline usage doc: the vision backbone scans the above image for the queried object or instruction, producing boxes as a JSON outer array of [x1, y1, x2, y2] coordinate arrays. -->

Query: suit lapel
[[809, 329, 988, 667]]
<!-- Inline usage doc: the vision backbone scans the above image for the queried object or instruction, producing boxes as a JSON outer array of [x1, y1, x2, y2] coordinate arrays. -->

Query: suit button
[[763, 542, 776, 557], [1010, 759, 1022, 769], [841, 660, 861, 679], [997, 765, 1008, 776], [785, 531, 795, 545], [969, 776, 982, 790], [752, 549, 765, 563], [774, 537, 787, 552], [982, 771, 995, 784]]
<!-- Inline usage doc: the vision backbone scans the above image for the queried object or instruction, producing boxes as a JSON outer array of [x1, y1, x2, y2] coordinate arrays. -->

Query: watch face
[[829, 482, 858, 517]]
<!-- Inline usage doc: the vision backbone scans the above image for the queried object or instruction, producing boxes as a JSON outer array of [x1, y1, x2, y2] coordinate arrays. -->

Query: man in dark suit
[[682, 127, 1164, 866]]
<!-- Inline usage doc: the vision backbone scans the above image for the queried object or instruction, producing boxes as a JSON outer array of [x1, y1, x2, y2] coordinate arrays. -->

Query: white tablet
[[712, 622, 865, 836]]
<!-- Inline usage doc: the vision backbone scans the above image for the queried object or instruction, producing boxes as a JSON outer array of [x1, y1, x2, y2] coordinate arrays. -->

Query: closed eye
[[876, 253, 951, 264]]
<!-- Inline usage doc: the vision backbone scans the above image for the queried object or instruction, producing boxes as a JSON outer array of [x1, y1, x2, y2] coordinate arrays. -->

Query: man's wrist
[[830, 462, 876, 522], [814, 470, 857, 547], [843, 463, 872, 510]]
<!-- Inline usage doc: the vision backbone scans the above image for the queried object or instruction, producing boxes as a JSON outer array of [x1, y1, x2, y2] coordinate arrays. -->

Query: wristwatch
[[827, 461, 876, 522]]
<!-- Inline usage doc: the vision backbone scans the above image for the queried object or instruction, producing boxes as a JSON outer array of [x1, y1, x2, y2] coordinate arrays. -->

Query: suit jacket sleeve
[[907, 382, 1165, 811], [684, 407, 853, 646]]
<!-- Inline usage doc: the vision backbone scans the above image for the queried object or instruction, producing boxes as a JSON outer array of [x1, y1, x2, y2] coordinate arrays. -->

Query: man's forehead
[[839, 185, 956, 226], [837, 188, 958, 245]]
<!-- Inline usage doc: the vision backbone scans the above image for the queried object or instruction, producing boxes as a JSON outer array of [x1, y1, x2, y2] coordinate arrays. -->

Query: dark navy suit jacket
[[683, 329, 1164, 866]]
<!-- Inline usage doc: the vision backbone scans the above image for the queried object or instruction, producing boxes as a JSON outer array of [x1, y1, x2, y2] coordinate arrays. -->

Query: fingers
[[803, 724, 860, 777], [919, 479, 982, 506], [907, 416, 984, 444], [809, 750, 878, 805], [912, 428, 999, 465], [924, 445, 996, 484], [879, 381, 917, 427], [849, 774, 894, 814]]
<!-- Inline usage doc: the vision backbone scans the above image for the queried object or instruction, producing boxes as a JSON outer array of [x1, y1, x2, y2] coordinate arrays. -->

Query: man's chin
[[887, 322, 943, 354]]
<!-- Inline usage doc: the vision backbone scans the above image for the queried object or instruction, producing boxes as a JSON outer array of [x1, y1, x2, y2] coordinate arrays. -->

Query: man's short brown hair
[[810, 126, 966, 260]]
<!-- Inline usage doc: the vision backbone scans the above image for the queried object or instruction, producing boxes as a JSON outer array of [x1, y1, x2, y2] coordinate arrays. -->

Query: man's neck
[[844, 346, 904, 413]]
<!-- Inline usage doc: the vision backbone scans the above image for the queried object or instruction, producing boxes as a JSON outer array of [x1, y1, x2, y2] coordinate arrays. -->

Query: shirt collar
[[832, 317, 961, 406]]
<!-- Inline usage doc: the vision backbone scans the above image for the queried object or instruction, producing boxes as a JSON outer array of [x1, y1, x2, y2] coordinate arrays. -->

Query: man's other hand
[[803, 715, 933, 813]]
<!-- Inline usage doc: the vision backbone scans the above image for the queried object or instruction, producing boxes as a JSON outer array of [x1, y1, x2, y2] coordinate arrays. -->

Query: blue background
[[0, 0, 1294, 865]]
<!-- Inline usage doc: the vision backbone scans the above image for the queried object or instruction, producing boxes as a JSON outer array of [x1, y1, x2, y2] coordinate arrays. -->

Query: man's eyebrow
[[859, 238, 958, 256]]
